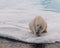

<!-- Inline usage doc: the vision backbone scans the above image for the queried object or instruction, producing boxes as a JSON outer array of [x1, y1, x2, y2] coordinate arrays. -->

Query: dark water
[[40, 0, 60, 12]]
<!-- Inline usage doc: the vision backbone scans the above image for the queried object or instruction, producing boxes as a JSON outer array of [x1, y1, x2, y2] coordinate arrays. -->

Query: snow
[[0, 0, 60, 43]]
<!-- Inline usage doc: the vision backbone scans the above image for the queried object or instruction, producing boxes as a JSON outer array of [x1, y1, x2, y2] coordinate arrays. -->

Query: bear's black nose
[[36, 31, 40, 36]]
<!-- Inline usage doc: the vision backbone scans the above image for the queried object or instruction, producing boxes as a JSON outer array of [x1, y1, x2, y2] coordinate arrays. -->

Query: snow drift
[[0, 0, 60, 44]]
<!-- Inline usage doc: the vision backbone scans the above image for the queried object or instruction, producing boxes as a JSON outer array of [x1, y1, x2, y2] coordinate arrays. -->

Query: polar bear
[[29, 16, 47, 36]]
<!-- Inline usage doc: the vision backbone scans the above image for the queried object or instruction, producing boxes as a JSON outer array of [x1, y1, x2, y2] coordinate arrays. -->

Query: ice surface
[[0, 0, 60, 43]]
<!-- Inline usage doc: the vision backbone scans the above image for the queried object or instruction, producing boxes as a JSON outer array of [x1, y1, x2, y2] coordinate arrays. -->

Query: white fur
[[29, 16, 47, 36]]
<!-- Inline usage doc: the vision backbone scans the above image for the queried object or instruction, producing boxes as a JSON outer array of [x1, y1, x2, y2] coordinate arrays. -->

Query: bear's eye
[[37, 24, 39, 26], [40, 26, 43, 29]]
